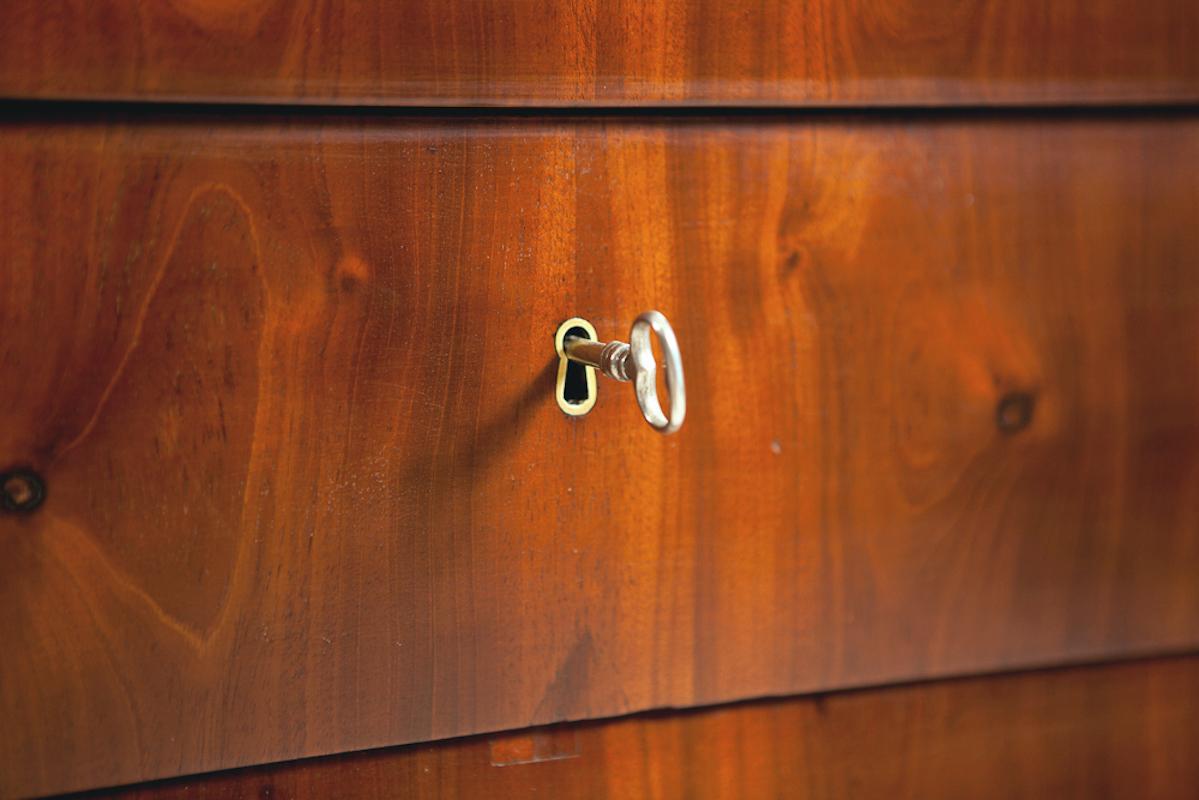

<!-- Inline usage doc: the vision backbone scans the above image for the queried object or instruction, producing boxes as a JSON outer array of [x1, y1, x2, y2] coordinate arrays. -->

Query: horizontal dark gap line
[[61, 646, 1199, 799], [1, 96, 1198, 125]]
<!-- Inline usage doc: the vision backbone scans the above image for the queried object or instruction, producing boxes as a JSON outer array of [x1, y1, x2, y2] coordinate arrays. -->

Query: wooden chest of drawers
[[1, 3, 1197, 798]]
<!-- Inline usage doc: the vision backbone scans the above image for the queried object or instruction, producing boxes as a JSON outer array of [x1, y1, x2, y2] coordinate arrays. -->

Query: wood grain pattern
[[88, 656, 1199, 799], [3, 112, 1199, 796], [0, 0, 1197, 106]]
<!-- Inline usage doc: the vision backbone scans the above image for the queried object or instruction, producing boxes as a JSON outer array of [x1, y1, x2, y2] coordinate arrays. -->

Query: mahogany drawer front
[[0, 0, 1197, 106], [2, 112, 1199, 796]]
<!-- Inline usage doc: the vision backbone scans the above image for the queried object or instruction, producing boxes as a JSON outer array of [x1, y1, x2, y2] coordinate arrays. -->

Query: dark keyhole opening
[[563, 326, 592, 404]]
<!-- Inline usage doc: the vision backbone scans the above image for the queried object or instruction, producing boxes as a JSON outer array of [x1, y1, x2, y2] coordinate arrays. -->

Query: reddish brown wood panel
[[89, 656, 1199, 799], [0, 1, 1197, 105], [3, 113, 1199, 796]]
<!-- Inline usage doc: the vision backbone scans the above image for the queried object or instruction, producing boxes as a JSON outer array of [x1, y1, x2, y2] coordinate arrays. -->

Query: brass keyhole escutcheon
[[554, 318, 599, 416]]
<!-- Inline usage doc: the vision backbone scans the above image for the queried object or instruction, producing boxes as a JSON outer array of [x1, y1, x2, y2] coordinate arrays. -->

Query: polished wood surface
[[3, 112, 1199, 796], [86, 656, 1199, 799], [1, 1, 1197, 106]]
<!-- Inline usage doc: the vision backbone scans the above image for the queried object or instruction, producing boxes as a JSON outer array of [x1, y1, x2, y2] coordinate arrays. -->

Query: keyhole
[[562, 326, 591, 405], [555, 318, 598, 416]]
